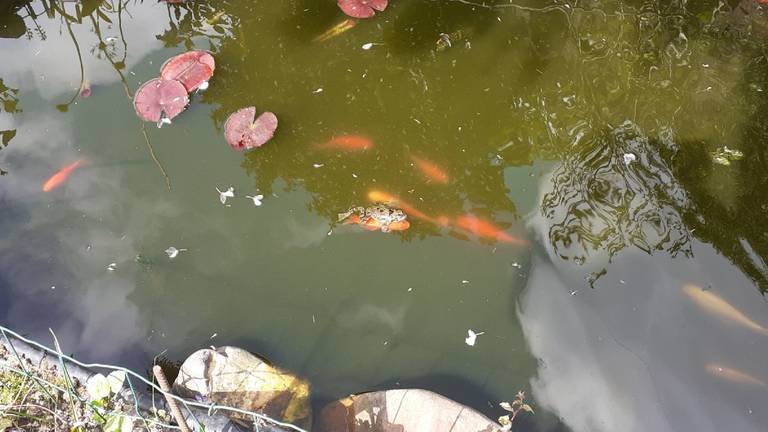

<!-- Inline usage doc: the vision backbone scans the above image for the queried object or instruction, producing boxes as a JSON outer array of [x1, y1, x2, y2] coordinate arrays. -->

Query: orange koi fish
[[706, 364, 766, 387], [342, 213, 410, 232], [313, 19, 357, 43], [683, 284, 768, 336], [367, 190, 436, 224], [410, 155, 449, 184], [454, 214, 527, 245], [42, 159, 84, 192], [317, 135, 373, 151]]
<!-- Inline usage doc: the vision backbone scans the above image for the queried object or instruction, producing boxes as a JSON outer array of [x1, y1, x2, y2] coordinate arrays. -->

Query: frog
[[338, 204, 408, 232]]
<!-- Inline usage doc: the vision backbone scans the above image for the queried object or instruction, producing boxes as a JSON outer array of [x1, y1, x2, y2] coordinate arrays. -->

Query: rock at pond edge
[[316, 389, 504, 432], [173, 346, 311, 429]]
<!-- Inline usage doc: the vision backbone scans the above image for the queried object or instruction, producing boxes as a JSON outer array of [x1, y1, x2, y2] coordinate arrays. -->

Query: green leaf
[[104, 413, 134, 432], [0, 417, 14, 430], [86, 373, 111, 401], [107, 371, 126, 394], [1, 129, 16, 147]]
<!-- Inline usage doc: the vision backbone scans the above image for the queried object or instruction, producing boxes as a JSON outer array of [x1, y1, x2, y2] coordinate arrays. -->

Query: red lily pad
[[338, 0, 387, 18], [224, 107, 278, 151], [160, 51, 215, 92], [133, 78, 189, 122]]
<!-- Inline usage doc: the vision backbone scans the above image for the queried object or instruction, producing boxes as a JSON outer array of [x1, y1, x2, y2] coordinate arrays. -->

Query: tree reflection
[[541, 122, 694, 265], [4, 0, 768, 289], [0, 77, 20, 176]]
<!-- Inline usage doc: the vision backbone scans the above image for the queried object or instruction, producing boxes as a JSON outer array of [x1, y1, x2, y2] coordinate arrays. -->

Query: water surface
[[2, 1, 768, 431]]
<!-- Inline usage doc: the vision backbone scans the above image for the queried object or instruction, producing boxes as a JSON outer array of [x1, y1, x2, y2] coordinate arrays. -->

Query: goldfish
[[682, 284, 768, 336], [367, 190, 437, 224], [454, 214, 527, 245], [42, 159, 84, 192], [706, 364, 766, 387], [410, 155, 449, 184], [317, 135, 373, 151], [313, 19, 357, 43]]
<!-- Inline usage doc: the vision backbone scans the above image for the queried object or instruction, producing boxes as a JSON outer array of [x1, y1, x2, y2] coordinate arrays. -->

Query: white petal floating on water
[[313, 163, 324, 168], [165, 246, 186, 259], [156, 116, 172, 129], [465, 329, 484, 346], [107, 262, 117, 271], [623, 153, 637, 165], [362, 42, 374, 50], [216, 186, 235, 204], [246, 194, 264, 206], [313, 88, 324, 94]]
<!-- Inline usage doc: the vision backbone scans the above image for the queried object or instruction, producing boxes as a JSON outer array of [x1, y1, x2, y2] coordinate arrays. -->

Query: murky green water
[[2, 1, 768, 430]]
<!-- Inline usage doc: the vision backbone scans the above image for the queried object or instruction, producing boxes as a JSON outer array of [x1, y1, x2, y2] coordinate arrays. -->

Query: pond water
[[2, 1, 768, 431]]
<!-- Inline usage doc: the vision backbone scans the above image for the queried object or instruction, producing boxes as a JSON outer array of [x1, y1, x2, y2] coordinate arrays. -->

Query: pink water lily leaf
[[224, 107, 278, 151], [133, 78, 189, 122], [160, 51, 215, 92], [338, 0, 388, 19]]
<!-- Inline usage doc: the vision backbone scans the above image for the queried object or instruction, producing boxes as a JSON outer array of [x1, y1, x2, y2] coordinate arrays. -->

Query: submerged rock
[[316, 389, 504, 432], [173, 346, 311, 429]]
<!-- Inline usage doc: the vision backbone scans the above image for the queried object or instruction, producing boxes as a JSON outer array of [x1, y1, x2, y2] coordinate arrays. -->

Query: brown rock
[[315, 389, 504, 432], [173, 346, 311, 429]]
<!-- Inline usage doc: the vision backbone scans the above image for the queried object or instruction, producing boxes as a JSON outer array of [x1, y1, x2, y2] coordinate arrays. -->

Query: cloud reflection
[[0, 3, 180, 366], [521, 165, 768, 432]]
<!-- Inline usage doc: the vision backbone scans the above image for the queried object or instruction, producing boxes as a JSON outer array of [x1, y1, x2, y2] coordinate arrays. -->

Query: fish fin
[[340, 214, 361, 225]]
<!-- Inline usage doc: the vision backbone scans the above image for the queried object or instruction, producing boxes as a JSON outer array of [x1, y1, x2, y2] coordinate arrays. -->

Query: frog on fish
[[338, 204, 410, 232]]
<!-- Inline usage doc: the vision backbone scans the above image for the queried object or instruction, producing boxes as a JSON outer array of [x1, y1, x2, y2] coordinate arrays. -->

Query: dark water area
[[2, 1, 768, 431]]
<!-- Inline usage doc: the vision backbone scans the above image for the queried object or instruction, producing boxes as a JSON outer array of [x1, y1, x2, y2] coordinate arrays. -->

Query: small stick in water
[[152, 365, 191, 432], [141, 123, 172, 191]]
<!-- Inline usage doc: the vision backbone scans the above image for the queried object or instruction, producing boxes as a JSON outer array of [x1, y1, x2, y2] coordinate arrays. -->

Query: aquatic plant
[[224, 106, 278, 150], [160, 50, 215, 93], [338, 0, 388, 19], [498, 391, 534, 430], [133, 78, 189, 124]]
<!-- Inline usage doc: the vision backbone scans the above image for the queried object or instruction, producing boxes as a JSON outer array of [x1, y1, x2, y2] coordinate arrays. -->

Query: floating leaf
[[86, 373, 111, 401], [521, 404, 534, 413], [224, 107, 278, 150], [160, 50, 215, 92], [133, 78, 189, 123], [338, 0, 388, 19]]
